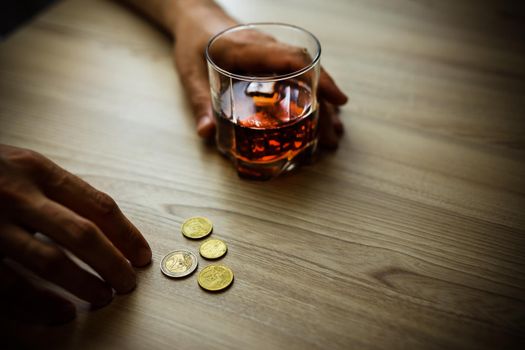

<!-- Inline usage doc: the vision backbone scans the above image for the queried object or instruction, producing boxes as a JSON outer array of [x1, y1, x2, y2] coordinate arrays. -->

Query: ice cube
[[245, 81, 276, 96]]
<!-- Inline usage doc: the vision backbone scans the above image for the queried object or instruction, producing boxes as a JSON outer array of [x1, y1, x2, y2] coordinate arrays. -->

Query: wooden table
[[1, 0, 524, 348]]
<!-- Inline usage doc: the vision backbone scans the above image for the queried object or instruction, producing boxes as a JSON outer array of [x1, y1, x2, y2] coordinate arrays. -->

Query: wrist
[[167, 0, 237, 37]]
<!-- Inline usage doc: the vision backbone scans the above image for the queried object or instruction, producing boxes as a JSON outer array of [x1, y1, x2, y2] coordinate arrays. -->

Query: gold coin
[[181, 217, 213, 239], [160, 250, 198, 278], [199, 238, 228, 260], [198, 264, 234, 292]]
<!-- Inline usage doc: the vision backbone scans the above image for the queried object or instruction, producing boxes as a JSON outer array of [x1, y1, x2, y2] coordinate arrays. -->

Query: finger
[[214, 42, 348, 106], [35, 162, 151, 267], [0, 262, 76, 324], [18, 197, 137, 294], [226, 42, 310, 75], [0, 224, 113, 306], [175, 53, 215, 139], [319, 67, 348, 105], [318, 101, 340, 150]]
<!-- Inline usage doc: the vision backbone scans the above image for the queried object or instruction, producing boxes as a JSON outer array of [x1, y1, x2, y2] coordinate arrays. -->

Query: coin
[[199, 238, 228, 260], [160, 250, 198, 278], [181, 217, 213, 239], [198, 264, 234, 292]]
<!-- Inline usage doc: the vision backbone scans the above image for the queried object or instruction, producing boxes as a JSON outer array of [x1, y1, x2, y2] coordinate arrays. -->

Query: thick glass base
[[230, 140, 318, 181]]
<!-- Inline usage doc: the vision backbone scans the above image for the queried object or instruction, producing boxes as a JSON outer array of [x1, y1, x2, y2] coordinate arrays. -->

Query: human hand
[[0, 145, 151, 324], [171, 0, 348, 148]]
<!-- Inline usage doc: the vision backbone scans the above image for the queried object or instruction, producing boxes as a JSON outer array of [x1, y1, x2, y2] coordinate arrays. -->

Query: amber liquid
[[215, 79, 319, 179]]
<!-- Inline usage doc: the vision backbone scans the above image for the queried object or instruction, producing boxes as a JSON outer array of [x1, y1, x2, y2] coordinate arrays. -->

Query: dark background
[[1, 0, 57, 39]]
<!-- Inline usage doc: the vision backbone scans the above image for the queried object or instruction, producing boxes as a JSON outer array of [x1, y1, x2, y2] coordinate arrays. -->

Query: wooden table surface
[[1, 0, 524, 349]]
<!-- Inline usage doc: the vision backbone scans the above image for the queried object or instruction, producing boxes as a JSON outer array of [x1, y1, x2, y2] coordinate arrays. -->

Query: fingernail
[[119, 269, 137, 294], [340, 92, 349, 104], [197, 115, 215, 138], [136, 246, 152, 267]]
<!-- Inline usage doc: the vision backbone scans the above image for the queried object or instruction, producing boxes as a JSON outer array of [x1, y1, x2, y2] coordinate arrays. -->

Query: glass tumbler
[[206, 23, 321, 180]]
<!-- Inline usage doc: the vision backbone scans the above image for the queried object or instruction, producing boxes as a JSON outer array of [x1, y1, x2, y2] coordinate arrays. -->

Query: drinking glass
[[206, 23, 321, 180]]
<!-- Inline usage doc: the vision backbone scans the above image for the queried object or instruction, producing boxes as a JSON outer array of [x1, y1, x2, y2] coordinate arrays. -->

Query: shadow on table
[[1, 263, 153, 349]]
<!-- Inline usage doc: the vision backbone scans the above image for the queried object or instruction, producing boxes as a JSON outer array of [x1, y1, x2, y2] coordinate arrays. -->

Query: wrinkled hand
[[172, 1, 348, 148], [0, 144, 151, 324]]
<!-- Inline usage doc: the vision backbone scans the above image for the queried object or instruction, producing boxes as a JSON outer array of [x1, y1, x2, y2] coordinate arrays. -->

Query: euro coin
[[181, 217, 213, 239], [160, 250, 198, 278], [199, 238, 228, 260], [198, 265, 234, 292]]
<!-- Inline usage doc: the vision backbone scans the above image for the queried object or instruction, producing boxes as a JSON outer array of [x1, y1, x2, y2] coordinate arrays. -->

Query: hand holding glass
[[206, 23, 322, 180]]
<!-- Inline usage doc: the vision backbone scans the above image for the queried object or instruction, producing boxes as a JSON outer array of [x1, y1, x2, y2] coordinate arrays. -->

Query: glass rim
[[205, 22, 321, 82]]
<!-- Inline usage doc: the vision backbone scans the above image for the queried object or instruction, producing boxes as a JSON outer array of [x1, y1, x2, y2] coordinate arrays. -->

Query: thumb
[[175, 54, 216, 139]]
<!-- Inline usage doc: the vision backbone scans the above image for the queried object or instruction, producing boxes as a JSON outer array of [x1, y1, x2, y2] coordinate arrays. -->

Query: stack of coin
[[160, 216, 234, 292]]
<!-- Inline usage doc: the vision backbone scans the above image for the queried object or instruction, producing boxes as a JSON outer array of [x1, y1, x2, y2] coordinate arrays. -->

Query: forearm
[[119, 0, 236, 36]]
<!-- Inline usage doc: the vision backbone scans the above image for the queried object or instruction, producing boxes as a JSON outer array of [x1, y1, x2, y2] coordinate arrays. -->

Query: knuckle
[[286, 48, 309, 66], [177, 60, 199, 79], [45, 163, 69, 188], [189, 93, 209, 109], [0, 184, 41, 212], [35, 199, 61, 221], [0, 185, 30, 207], [69, 218, 99, 247], [37, 246, 68, 277], [292, 46, 305, 56], [6, 149, 45, 171], [185, 69, 203, 83], [93, 191, 118, 216]]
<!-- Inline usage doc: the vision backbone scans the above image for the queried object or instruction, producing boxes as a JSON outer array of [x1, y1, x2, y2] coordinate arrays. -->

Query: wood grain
[[1, 0, 524, 349]]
